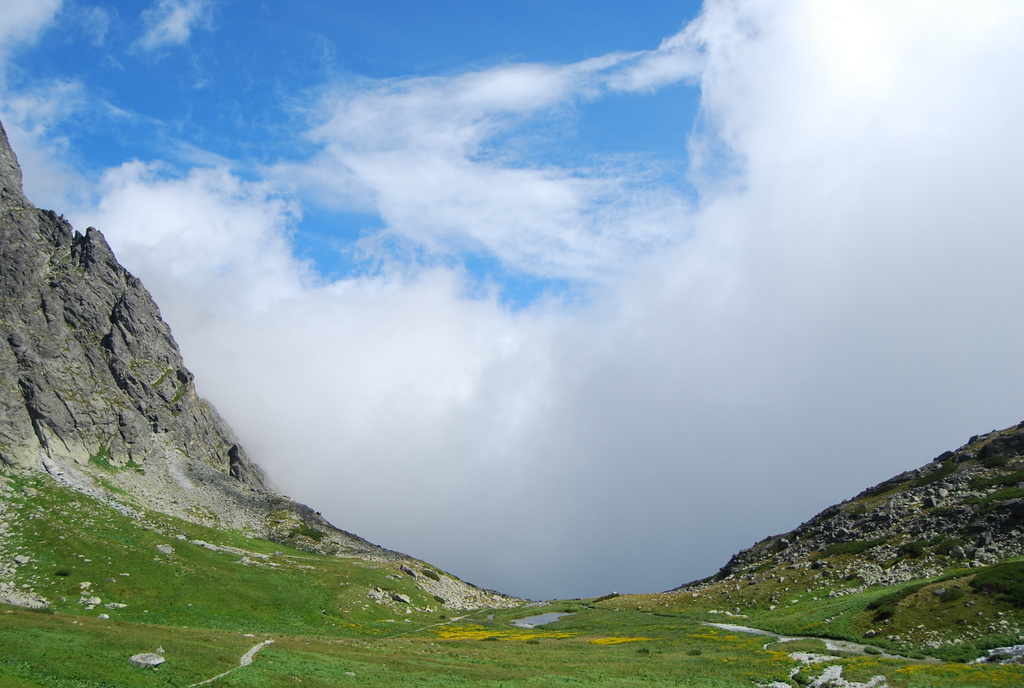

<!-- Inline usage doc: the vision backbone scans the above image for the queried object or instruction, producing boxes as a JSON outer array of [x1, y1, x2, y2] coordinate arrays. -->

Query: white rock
[[129, 653, 165, 668]]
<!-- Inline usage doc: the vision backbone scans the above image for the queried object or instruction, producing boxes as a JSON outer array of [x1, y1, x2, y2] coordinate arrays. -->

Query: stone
[[399, 564, 417, 577], [0, 591, 48, 609], [0, 117, 267, 484], [13, 555, 29, 566], [392, 593, 412, 604], [129, 653, 165, 668], [156, 544, 174, 555]]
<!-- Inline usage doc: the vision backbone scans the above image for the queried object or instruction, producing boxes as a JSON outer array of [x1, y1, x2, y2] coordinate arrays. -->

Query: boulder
[[129, 653, 165, 668]]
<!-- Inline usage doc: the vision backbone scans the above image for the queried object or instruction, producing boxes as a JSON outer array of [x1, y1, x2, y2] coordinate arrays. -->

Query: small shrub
[[970, 562, 1024, 607], [933, 537, 964, 555], [864, 646, 882, 655], [972, 469, 1024, 490], [822, 539, 887, 557], [979, 453, 1012, 469], [433, 595, 446, 604], [482, 636, 500, 642], [525, 639, 540, 645], [914, 460, 957, 487], [54, 569, 71, 577], [940, 586, 965, 603], [866, 582, 926, 622], [636, 647, 650, 656], [289, 523, 325, 541], [88, 445, 114, 469], [686, 649, 702, 656], [898, 540, 928, 559], [792, 669, 812, 686]]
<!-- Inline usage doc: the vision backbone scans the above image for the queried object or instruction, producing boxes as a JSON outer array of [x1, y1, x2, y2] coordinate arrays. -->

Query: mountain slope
[[703, 421, 1024, 590], [609, 421, 1024, 662], [0, 119, 517, 612]]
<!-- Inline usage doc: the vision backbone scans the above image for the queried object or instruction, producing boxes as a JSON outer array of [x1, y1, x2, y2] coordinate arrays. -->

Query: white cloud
[[64, 0, 1024, 600], [76, 161, 305, 313], [0, 0, 63, 55], [277, 56, 691, 282], [75, 5, 113, 47], [134, 0, 212, 52]]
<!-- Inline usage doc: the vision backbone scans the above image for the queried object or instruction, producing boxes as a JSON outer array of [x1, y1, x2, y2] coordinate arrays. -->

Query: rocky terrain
[[686, 422, 1024, 593], [0, 119, 517, 612]]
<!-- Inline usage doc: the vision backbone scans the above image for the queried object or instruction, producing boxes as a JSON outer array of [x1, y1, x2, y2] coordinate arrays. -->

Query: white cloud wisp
[[134, 0, 212, 52]]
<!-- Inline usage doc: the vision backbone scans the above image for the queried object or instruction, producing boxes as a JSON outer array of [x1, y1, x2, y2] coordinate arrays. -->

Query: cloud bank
[[18, 0, 1024, 600]]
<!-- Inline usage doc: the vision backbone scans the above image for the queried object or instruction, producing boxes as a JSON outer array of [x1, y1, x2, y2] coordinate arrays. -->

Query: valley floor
[[4, 470, 1024, 687], [4, 602, 1024, 687]]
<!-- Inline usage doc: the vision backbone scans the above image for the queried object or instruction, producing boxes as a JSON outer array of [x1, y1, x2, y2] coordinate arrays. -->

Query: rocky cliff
[[0, 120, 521, 611], [679, 421, 1024, 593], [0, 120, 365, 553]]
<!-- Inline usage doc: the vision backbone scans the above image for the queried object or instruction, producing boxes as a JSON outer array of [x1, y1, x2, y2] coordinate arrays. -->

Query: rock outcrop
[[678, 421, 1024, 591], [0, 121, 264, 482], [0, 119, 383, 557], [0, 120, 522, 611]]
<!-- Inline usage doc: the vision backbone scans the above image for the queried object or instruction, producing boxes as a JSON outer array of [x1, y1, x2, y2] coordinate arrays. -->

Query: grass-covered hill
[[4, 460, 1024, 687], [612, 422, 1024, 667], [4, 458, 1024, 687]]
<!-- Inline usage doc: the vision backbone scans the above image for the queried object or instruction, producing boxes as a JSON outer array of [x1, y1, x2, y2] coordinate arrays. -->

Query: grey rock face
[[0, 120, 265, 484], [678, 421, 1024, 590], [0, 119, 393, 561]]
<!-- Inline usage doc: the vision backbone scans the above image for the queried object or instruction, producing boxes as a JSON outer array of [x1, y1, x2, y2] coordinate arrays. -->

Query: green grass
[[6, 469, 1024, 686]]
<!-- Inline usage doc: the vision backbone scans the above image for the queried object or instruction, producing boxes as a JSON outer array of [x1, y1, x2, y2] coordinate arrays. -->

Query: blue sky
[[3, 1, 1024, 601], [6, 0, 703, 304]]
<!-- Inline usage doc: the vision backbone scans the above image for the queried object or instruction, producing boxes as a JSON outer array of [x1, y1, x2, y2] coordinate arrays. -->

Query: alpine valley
[[2, 119, 1023, 687]]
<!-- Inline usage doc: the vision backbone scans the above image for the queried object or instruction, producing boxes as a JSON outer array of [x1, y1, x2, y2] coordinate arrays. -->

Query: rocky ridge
[[0, 120, 518, 610], [679, 421, 1024, 593]]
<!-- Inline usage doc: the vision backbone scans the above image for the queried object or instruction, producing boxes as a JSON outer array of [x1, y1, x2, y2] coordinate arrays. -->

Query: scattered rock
[[392, 593, 412, 604], [399, 564, 417, 578], [156, 544, 174, 555], [0, 591, 49, 609], [13, 555, 30, 566], [129, 653, 165, 668]]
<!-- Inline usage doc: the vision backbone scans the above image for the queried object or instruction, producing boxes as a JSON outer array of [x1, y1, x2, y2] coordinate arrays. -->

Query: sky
[[2, 0, 1024, 601]]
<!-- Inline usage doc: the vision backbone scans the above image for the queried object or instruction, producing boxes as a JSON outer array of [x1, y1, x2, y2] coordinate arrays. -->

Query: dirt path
[[185, 639, 274, 687]]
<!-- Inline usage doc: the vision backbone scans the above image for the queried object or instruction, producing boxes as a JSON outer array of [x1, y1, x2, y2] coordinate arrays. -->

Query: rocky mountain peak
[[0, 121, 26, 206], [0, 118, 384, 559]]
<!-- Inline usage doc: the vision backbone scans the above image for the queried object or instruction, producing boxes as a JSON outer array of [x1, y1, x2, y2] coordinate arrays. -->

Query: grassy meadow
[[3, 471, 1024, 686]]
